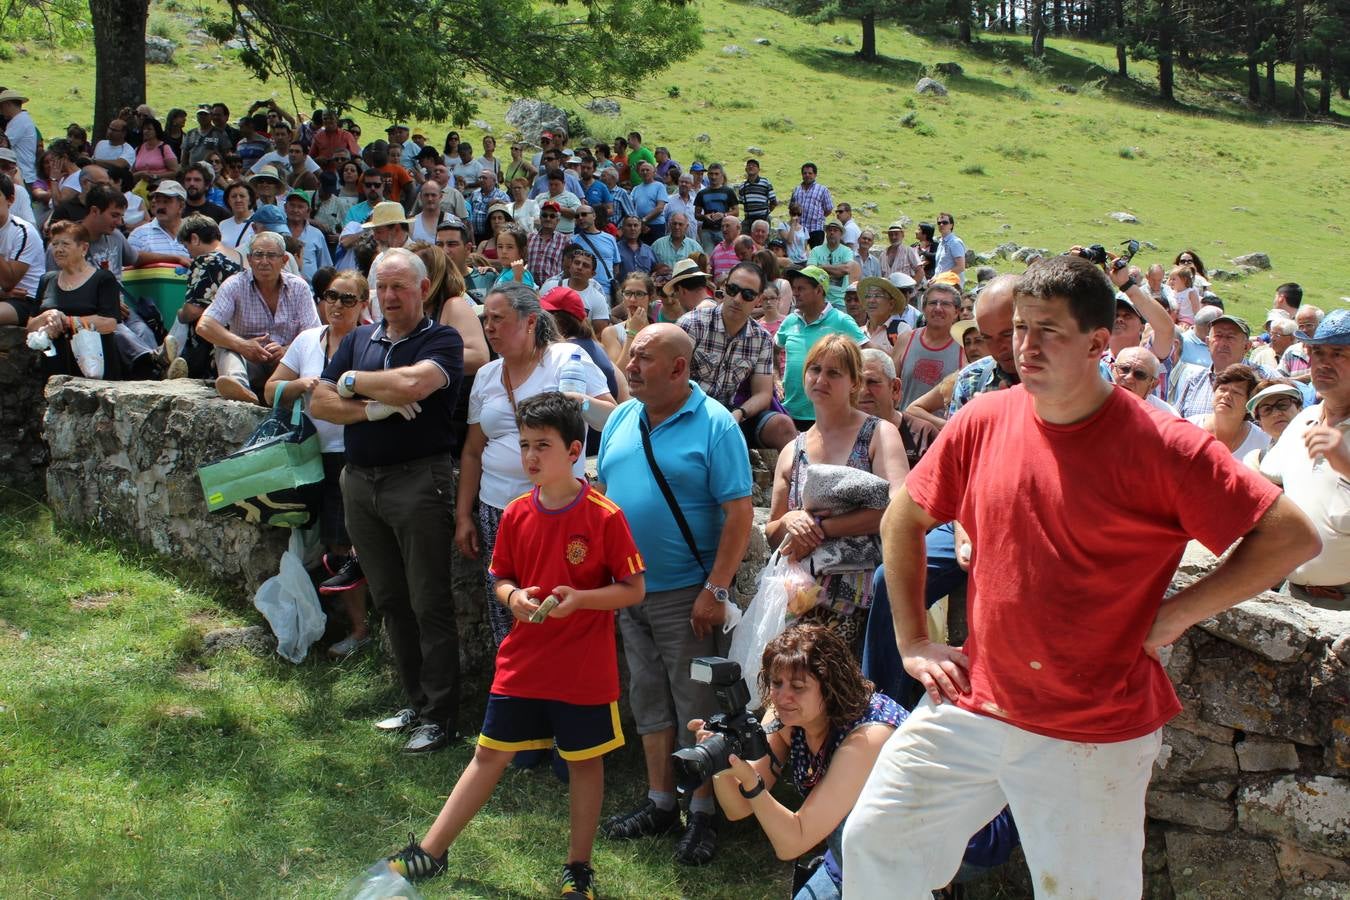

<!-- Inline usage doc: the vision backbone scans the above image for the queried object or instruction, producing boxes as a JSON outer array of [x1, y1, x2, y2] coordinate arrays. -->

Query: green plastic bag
[[197, 382, 324, 527]]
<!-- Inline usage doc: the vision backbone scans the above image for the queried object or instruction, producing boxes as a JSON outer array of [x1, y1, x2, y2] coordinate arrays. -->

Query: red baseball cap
[[540, 200, 562, 212], [541, 286, 587, 321]]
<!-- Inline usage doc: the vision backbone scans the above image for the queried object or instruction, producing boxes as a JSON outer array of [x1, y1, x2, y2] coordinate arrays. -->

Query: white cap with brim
[[1246, 383, 1303, 416]]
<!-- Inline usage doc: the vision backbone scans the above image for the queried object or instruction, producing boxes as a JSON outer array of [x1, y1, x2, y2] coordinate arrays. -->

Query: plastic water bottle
[[558, 351, 588, 396]]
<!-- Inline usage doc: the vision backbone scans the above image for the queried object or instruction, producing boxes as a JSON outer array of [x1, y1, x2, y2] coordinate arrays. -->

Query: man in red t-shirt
[[844, 254, 1319, 898]]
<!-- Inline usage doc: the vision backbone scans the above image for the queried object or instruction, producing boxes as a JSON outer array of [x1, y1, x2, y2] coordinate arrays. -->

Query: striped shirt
[[738, 176, 777, 221]]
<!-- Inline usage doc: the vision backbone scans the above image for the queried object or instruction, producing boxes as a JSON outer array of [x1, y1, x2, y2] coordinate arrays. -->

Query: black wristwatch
[[1122, 276, 1140, 291], [738, 774, 766, 799]]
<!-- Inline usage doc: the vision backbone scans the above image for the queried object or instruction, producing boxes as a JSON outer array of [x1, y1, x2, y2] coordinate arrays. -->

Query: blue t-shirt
[[597, 385, 751, 591], [630, 181, 668, 225], [582, 179, 612, 211]]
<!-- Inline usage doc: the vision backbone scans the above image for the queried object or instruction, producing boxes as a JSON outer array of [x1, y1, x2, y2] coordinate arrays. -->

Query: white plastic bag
[[727, 552, 800, 709], [336, 861, 423, 900], [70, 320, 104, 378], [252, 528, 326, 663]]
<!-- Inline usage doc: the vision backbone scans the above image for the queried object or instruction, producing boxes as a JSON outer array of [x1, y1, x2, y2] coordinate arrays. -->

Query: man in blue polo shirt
[[311, 247, 465, 755], [776, 264, 867, 429], [596, 323, 753, 867]]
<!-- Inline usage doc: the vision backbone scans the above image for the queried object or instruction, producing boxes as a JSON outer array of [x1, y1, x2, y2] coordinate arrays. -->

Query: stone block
[[1237, 738, 1302, 772], [1282, 882, 1350, 899], [1199, 594, 1325, 663], [1187, 633, 1318, 745], [1328, 719, 1350, 773], [1170, 702, 1239, 745], [1275, 840, 1350, 888], [1155, 725, 1240, 784], [1238, 775, 1350, 856], [1146, 788, 1236, 831], [1165, 833, 1283, 899], [0, 326, 49, 495]]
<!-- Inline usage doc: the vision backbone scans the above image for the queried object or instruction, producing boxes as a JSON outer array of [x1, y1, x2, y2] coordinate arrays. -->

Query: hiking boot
[[600, 799, 680, 840], [320, 556, 366, 594], [386, 832, 447, 883], [560, 860, 596, 899], [166, 356, 189, 379], [403, 723, 449, 753], [674, 811, 717, 866], [154, 334, 178, 370], [374, 708, 418, 732]]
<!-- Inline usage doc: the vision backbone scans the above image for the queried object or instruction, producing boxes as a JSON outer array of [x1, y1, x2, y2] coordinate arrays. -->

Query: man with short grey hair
[[1112, 346, 1177, 415], [311, 246, 466, 753], [1281, 305, 1325, 382], [196, 230, 320, 403], [651, 212, 702, 269]]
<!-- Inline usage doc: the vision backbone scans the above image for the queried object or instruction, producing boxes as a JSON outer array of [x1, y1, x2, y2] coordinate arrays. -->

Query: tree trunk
[[1158, 0, 1175, 101], [1115, 0, 1127, 75], [1053, 0, 1064, 34], [90, 0, 149, 138], [959, 0, 973, 42], [1319, 48, 1333, 114], [1266, 56, 1276, 101], [1245, 0, 1260, 101], [1000, 0, 1008, 31], [1031, 0, 1047, 55], [1176, 0, 1191, 67], [1292, 0, 1307, 116], [860, 13, 877, 59]]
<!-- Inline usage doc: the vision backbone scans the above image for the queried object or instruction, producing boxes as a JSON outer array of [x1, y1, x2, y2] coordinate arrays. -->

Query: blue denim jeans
[[860, 522, 967, 710]]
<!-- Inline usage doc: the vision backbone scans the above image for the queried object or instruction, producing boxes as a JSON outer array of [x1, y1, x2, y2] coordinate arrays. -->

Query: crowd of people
[[3, 91, 1346, 900]]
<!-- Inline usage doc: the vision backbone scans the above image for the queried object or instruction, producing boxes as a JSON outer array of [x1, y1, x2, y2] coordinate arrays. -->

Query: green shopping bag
[[197, 382, 325, 527]]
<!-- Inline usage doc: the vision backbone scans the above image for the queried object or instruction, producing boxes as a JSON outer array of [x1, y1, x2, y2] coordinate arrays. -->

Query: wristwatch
[[337, 370, 359, 399], [1122, 276, 1140, 291], [738, 774, 766, 799], [704, 581, 730, 604]]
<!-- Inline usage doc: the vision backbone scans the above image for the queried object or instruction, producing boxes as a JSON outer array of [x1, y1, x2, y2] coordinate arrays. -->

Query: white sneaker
[[374, 708, 418, 731], [326, 634, 371, 659], [403, 723, 449, 753]]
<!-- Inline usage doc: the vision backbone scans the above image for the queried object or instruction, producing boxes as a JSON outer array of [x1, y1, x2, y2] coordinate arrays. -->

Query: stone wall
[[0, 326, 49, 496], [37, 380, 1350, 897]]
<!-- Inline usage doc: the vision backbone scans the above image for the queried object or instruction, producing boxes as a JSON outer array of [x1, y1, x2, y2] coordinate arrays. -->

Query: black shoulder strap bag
[[638, 415, 709, 579]]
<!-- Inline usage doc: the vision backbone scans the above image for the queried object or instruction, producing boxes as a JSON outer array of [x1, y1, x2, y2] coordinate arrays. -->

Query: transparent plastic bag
[[70, 321, 104, 378], [335, 861, 423, 900], [728, 552, 810, 709], [252, 528, 326, 663]]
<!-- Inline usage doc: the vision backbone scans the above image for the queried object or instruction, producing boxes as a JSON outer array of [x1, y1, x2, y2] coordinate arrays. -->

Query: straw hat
[[361, 201, 413, 229], [0, 89, 29, 105], [663, 258, 711, 296], [856, 276, 904, 306]]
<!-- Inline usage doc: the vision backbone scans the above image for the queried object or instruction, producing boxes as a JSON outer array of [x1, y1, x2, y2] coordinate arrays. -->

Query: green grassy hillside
[[3, 0, 1348, 319]]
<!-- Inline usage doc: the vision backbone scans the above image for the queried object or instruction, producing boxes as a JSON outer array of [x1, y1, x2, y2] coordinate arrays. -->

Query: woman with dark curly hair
[[692, 623, 905, 899]]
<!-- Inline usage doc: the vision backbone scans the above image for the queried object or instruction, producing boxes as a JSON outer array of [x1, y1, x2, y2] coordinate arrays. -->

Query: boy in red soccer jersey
[[386, 391, 646, 899]]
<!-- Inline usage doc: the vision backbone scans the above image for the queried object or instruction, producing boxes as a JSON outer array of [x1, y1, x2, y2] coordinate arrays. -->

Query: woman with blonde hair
[[765, 334, 907, 653]]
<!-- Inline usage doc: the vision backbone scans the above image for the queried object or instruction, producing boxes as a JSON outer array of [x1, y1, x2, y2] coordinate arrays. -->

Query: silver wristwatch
[[704, 581, 730, 604]]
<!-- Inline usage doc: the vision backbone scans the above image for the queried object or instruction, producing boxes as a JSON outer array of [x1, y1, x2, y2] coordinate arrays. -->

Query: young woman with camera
[[690, 624, 905, 900]]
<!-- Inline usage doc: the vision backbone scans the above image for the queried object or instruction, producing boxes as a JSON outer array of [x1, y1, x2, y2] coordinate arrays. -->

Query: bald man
[[1112, 345, 1178, 415], [596, 322, 754, 865]]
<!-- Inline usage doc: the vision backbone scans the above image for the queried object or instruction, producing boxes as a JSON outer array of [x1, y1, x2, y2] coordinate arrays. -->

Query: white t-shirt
[[93, 140, 137, 168], [280, 325, 346, 453], [1186, 415, 1269, 459], [0, 213, 45, 297], [467, 342, 608, 509], [450, 158, 484, 190], [10, 181, 35, 226], [841, 219, 861, 249], [1145, 393, 1179, 416], [250, 152, 320, 178], [5, 110, 37, 183], [539, 274, 610, 322], [1260, 403, 1350, 587]]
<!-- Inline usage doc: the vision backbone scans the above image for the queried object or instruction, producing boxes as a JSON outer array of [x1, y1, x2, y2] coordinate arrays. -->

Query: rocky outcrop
[[0, 327, 47, 496]]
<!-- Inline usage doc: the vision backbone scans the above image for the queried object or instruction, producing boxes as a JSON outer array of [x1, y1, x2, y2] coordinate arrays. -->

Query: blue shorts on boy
[[484, 480, 644, 753]]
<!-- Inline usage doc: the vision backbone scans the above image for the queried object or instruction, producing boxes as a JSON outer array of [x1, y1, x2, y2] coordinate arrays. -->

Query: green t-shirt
[[808, 243, 855, 309], [628, 146, 657, 186], [774, 304, 867, 420]]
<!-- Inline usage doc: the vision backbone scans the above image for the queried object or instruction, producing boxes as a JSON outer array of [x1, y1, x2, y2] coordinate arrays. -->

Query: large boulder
[[915, 77, 948, 96], [504, 99, 569, 146], [1233, 252, 1272, 270], [585, 99, 621, 117], [0, 327, 48, 494], [145, 36, 176, 65]]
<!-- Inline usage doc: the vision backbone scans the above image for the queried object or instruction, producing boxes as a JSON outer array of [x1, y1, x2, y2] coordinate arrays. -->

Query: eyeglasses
[[923, 300, 958, 309], [717, 284, 760, 303], [249, 251, 284, 261], [1255, 397, 1298, 416], [540, 212, 559, 218], [321, 289, 362, 307], [622, 289, 649, 299], [363, 182, 384, 189], [1178, 256, 1195, 263], [1112, 364, 1152, 380]]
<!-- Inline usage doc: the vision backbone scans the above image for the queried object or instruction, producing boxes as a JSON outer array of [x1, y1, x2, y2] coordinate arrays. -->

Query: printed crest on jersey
[[566, 535, 589, 565]]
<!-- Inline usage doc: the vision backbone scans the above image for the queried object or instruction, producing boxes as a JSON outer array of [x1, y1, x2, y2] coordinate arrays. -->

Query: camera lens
[[672, 734, 729, 793]]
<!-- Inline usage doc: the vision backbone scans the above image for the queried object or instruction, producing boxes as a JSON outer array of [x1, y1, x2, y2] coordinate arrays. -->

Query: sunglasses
[[322, 289, 362, 307], [717, 284, 759, 303], [937, 219, 952, 225], [1112, 364, 1152, 380]]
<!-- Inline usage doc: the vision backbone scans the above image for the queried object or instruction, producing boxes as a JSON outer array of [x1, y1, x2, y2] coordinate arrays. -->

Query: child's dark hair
[[515, 391, 585, 448]]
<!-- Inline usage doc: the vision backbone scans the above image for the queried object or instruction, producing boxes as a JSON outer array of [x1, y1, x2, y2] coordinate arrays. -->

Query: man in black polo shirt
[[312, 247, 465, 753]]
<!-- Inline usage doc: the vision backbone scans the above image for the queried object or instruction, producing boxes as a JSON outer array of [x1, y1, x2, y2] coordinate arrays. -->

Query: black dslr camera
[[671, 657, 771, 792], [1071, 239, 1140, 271]]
